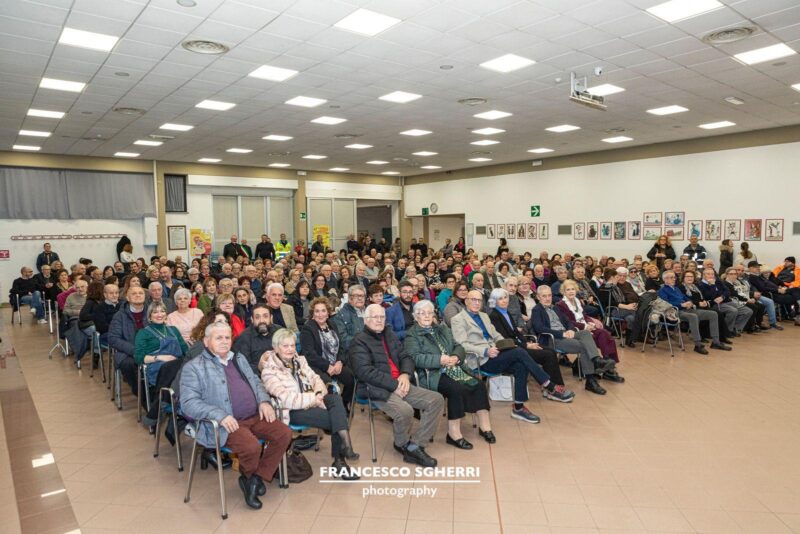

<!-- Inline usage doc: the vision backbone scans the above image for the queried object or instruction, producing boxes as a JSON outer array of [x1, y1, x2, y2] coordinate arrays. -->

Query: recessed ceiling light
[[177, 0, 197, 6], [724, 96, 745, 105], [345, 143, 373, 149], [13, 144, 41, 151], [114, 151, 139, 157], [381, 171, 400, 175], [420, 165, 442, 170], [471, 139, 499, 146], [302, 154, 327, 159], [269, 163, 291, 167], [248, 64, 299, 82], [196, 99, 236, 111], [647, 105, 689, 115], [198, 158, 221, 163], [413, 151, 437, 156], [329, 167, 350, 172], [58, 27, 118, 52], [698, 121, 736, 129], [473, 110, 512, 120], [134, 139, 162, 146], [479, 53, 535, 73], [160, 123, 194, 131], [602, 136, 633, 143], [472, 127, 505, 135], [19, 130, 51, 137], [334, 8, 401, 37], [27, 108, 64, 119], [469, 157, 492, 162], [528, 148, 554, 154], [546, 124, 580, 133], [646, 0, 723, 23], [379, 91, 422, 103], [226, 148, 252, 153], [262, 134, 293, 141], [367, 160, 389, 165], [400, 129, 431, 136], [792, 83, 800, 92], [40, 77, 85, 92], [587, 84, 625, 96], [286, 96, 327, 108], [734, 43, 797, 65], [311, 116, 347, 125]]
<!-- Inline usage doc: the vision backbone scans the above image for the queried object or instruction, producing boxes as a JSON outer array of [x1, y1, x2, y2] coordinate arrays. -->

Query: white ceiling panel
[[209, 1, 280, 30]]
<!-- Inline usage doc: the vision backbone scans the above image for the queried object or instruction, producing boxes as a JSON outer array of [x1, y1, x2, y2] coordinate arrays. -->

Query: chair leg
[[314, 427, 321, 452], [279, 452, 289, 488], [213, 439, 227, 520], [184, 439, 200, 504], [665, 325, 674, 357], [89, 335, 95, 378], [114, 370, 123, 410], [367, 402, 377, 463], [641, 324, 649, 352], [154, 394, 163, 458], [472, 413, 477, 429]]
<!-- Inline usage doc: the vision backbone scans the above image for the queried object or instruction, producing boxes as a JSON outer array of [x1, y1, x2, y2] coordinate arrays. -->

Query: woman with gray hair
[[167, 287, 204, 343], [135, 301, 188, 426], [404, 300, 493, 447], [261, 328, 359, 479]]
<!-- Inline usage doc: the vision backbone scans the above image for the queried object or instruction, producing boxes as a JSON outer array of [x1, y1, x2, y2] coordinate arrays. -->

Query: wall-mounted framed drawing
[[599, 222, 612, 240], [744, 219, 762, 241], [705, 220, 721, 241], [628, 221, 641, 240], [573, 222, 585, 240], [539, 224, 549, 240], [764, 219, 783, 241], [687, 220, 702, 239], [506, 224, 515, 239], [497, 224, 505, 239], [665, 211, 685, 226], [724, 219, 741, 241], [643, 226, 662, 240], [664, 226, 684, 240], [587, 222, 598, 239], [614, 221, 626, 240], [526, 223, 537, 239], [486, 224, 496, 239], [643, 212, 662, 226]]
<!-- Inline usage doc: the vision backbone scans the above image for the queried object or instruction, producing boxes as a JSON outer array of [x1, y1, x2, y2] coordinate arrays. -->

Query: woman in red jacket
[[215, 293, 245, 339]]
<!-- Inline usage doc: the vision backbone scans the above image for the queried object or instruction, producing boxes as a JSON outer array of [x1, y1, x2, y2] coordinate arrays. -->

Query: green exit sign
[[299, 212, 307, 220], [422, 207, 429, 216], [530, 205, 541, 217]]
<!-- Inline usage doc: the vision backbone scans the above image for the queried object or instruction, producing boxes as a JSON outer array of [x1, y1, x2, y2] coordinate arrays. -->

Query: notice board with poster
[[312, 224, 331, 248], [190, 228, 213, 257]]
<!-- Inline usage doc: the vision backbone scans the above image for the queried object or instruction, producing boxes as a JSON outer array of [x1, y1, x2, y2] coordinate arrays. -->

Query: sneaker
[[770, 323, 784, 331], [37, 319, 48, 324], [693, 345, 709, 355], [29, 308, 36, 315], [542, 385, 575, 403], [511, 406, 541, 424], [710, 342, 732, 351]]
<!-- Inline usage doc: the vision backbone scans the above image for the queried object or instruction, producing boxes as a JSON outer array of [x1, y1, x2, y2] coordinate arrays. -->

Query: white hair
[[412, 299, 435, 316], [488, 288, 508, 309]]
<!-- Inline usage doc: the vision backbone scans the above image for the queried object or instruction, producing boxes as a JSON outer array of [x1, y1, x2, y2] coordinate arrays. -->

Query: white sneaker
[[38, 319, 48, 324], [29, 308, 37, 315]]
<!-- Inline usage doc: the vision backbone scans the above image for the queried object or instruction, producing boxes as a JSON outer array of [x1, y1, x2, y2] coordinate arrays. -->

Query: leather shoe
[[602, 370, 625, 383], [592, 358, 616, 374], [239, 475, 263, 510], [693, 345, 709, 355], [402, 446, 437, 467], [478, 430, 496, 444], [721, 338, 733, 344], [239, 474, 266, 497], [332, 457, 360, 480], [341, 445, 360, 461], [710, 342, 732, 351], [584, 376, 606, 395], [446, 434, 473, 450]]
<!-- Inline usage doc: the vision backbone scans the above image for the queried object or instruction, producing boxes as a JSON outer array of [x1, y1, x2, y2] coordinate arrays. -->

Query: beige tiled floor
[[3, 308, 800, 533]]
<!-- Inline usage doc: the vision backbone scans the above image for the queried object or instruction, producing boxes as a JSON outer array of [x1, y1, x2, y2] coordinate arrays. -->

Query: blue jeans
[[758, 296, 776, 325], [481, 347, 550, 403], [20, 292, 44, 319]]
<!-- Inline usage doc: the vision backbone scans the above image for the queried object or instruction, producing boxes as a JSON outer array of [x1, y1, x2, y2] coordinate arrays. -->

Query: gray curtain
[[0, 167, 70, 218], [164, 174, 186, 212], [0, 166, 155, 219]]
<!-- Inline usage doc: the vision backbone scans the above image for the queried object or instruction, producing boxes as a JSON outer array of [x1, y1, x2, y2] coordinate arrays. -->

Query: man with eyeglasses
[[332, 285, 367, 354], [386, 280, 416, 342], [350, 304, 444, 467]]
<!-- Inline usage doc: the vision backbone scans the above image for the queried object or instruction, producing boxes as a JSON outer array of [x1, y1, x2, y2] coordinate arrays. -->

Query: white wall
[[0, 219, 154, 297], [404, 141, 800, 267], [427, 215, 465, 252]]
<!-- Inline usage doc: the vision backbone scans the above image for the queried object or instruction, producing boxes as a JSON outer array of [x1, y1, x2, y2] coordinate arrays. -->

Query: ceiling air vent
[[458, 97, 488, 106], [181, 39, 229, 55], [702, 26, 756, 45], [334, 133, 362, 139], [113, 107, 145, 116]]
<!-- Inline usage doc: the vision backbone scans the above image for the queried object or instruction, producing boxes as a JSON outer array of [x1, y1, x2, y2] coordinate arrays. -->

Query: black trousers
[[526, 347, 564, 386], [288, 394, 349, 458], [436, 373, 490, 420], [745, 302, 765, 330], [118, 355, 139, 396], [316, 366, 355, 410]]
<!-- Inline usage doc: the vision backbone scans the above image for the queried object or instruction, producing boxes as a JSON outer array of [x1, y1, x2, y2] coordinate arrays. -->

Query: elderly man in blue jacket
[[180, 321, 292, 510]]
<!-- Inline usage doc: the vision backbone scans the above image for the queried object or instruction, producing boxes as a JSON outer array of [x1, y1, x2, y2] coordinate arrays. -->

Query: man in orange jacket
[[771, 256, 800, 325]]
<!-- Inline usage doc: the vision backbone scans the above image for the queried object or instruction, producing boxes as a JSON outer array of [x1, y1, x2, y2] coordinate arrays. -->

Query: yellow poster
[[312, 224, 331, 248], [190, 228, 213, 257]]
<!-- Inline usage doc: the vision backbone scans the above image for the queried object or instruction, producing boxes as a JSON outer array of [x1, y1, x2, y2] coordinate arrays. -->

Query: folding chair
[[348, 379, 381, 463], [88, 330, 108, 380], [11, 292, 40, 325], [272, 396, 322, 452], [641, 304, 685, 357], [137, 364, 152, 423], [596, 287, 627, 347], [534, 332, 584, 380], [153, 387, 184, 471]]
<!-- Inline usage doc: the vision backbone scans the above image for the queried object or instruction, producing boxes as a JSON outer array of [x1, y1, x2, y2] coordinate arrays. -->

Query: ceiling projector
[[569, 71, 607, 111]]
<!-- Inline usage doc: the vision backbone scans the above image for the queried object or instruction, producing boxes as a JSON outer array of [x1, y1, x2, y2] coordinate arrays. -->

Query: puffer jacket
[[179, 349, 273, 448], [107, 303, 149, 366], [260, 352, 326, 425], [349, 326, 414, 401]]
